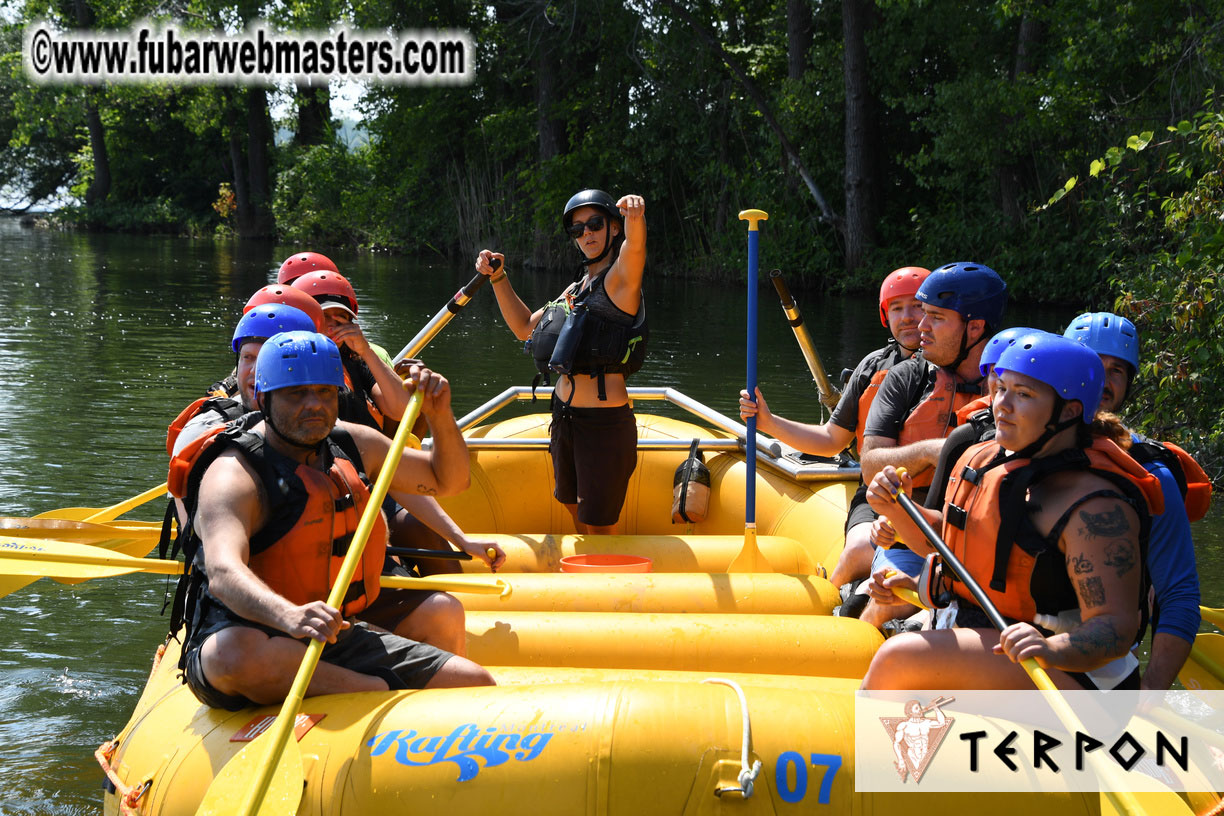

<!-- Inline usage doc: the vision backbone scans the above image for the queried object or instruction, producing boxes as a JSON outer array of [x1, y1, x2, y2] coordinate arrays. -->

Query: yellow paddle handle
[[737, 209, 768, 231], [234, 391, 425, 816]]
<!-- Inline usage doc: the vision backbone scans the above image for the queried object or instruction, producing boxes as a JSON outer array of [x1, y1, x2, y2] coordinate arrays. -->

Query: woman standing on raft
[[475, 191, 648, 534], [860, 332, 1162, 691]]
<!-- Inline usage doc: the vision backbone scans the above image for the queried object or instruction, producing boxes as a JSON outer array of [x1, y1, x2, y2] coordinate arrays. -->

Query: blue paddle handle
[[745, 229, 759, 526]]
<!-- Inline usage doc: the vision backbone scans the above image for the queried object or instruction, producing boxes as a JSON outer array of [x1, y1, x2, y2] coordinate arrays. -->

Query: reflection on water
[[0, 218, 1219, 813]]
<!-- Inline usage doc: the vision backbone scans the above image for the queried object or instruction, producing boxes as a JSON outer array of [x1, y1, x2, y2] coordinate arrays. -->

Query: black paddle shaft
[[386, 546, 472, 561], [894, 489, 1008, 632]]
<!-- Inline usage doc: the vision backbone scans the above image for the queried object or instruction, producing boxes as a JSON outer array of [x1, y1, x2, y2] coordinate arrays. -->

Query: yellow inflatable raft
[[102, 389, 1199, 814], [101, 640, 1190, 816]]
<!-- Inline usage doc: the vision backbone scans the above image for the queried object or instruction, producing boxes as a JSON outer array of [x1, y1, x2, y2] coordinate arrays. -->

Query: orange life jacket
[[244, 442, 387, 615], [171, 425, 387, 635], [954, 394, 992, 426], [855, 368, 891, 454], [896, 366, 985, 487], [165, 395, 245, 455], [342, 364, 385, 431], [940, 437, 1162, 624], [1128, 436, 1212, 522]]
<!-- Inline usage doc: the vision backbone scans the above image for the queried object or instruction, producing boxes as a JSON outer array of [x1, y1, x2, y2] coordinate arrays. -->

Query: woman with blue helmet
[[862, 332, 1163, 690]]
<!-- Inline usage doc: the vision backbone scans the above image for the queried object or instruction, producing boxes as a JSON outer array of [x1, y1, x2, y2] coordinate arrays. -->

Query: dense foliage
[[1041, 98, 1224, 477], [1, 1, 1221, 292]]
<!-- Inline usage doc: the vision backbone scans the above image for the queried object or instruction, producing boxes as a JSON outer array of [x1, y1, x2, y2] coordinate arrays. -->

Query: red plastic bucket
[[559, 554, 653, 573]]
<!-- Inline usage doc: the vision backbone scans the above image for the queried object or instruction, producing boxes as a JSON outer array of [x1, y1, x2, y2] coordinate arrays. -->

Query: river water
[[0, 218, 1219, 814]]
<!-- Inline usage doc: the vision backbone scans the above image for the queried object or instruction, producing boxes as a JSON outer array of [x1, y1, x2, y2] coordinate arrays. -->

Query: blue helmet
[[1062, 312, 1139, 374], [231, 304, 318, 353], [979, 327, 1036, 377], [917, 262, 1008, 327], [993, 332, 1105, 423], [253, 331, 344, 399]]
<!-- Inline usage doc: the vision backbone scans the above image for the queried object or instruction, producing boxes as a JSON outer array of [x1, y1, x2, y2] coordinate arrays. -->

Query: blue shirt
[[1135, 432, 1201, 644]]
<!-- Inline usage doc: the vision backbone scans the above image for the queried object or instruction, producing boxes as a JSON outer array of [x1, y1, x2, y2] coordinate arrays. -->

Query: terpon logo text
[[367, 724, 553, 781]]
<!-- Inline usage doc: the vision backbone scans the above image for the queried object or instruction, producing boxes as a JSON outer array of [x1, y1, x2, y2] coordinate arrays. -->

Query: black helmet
[[562, 189, 620, 232]]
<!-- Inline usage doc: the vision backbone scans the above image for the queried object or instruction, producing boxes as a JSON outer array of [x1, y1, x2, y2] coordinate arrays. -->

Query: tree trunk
[[83, 97, 110, 206], [658, 0, 841, 233], [245, 88, 275, 238], [294, 83, 332, 146], [73, 0, 109, 207], [842, 0, 879, 272], [998, 16, 1043, 228], [533, 42, 566, 268], [224, 91, 252, 234], [787, 0, 813, 81]]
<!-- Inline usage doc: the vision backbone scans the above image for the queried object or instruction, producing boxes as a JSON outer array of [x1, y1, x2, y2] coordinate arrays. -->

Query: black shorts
[[549, 398, 637, 526], [182, 602, 453, 710], [844, 483, 877, 532], [358, 587, 442, 632]]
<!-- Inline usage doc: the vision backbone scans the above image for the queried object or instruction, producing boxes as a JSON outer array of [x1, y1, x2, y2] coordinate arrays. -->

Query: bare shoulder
[[197, 448, 265, 525]]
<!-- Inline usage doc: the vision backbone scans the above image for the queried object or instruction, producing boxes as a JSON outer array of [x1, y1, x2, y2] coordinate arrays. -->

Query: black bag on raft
[[671, 438, 711, 524]]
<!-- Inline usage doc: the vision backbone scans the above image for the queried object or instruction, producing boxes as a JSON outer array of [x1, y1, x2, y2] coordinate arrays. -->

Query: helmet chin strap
[[261, 393, 324, 452], [581, 231, 613, 268], [1012, 397, 1082, 459], [946, 323, 987, 372]]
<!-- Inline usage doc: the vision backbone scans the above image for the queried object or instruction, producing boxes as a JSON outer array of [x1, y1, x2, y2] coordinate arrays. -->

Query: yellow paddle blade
[[1180, 633, 1224, 691], [727, 526, 773, 573], [196, 731, 304, 816], [34, 481, 168, 523], [0, 516, 158, 545]]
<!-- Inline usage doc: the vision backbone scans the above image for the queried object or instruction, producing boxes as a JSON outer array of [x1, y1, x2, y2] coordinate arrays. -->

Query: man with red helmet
[[738, 266, 931, 588], [289, 268, 503, 648], [292, 269, 410, 431], [277, 250, 339, 285]]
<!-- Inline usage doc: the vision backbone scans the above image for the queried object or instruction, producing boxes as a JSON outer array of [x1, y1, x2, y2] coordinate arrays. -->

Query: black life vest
[[525, 271, 648, 400]]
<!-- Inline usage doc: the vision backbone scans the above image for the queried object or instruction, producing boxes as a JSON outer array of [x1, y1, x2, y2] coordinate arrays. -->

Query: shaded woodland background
[[3, 0, 1224, 466]]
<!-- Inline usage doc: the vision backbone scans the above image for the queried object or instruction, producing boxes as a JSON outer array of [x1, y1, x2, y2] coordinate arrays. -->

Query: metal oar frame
[[445, 386, 859, 484]]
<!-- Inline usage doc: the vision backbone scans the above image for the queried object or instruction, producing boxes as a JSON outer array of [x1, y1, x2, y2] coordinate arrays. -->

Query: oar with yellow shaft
[[198, 390, 431, 816], [34, 481, 169, 523], [728, 209, 772, 574], [0, 536, 509, 599], [768, 269, 839, 410], [888, 468, 1186, 816]]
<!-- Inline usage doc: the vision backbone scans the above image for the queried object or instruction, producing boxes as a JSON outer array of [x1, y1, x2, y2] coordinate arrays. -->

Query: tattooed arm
[[1056, 496, 1142, 671], [996, 494, 1141, 673]]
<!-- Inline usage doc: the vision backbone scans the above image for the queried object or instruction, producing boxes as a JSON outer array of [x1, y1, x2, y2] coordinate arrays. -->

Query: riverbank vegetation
[[3, 1, 1223, 466]]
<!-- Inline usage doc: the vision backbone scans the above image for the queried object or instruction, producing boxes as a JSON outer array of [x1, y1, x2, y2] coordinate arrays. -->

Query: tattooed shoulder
[[1078, 503, 1131, 539]]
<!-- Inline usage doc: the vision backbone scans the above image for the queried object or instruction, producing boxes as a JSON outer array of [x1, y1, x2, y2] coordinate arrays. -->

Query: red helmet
[[879, 266, 932, 327], [243, 285, 326, 332], [277, 251, 338, 285], [292, 270, 359, 315]]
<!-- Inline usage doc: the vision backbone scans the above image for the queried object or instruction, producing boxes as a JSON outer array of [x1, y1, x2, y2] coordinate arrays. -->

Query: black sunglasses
[[566, 214, 606, 238]]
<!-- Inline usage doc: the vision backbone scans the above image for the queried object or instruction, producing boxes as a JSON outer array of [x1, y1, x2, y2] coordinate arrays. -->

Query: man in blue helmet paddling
[[174, 331, 493, 710], [1064, 312, 1204, 689]]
